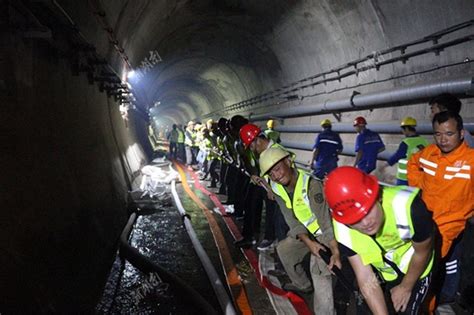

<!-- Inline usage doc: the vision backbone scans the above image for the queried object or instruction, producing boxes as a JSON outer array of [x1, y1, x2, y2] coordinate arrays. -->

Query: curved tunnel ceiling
[[103, 0, 474, 124]]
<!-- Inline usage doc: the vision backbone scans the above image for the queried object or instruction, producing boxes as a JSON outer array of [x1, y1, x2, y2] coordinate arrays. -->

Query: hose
[[119, 212, 218, 315]]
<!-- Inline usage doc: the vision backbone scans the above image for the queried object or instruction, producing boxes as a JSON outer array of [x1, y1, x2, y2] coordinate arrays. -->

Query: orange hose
[[175, 164, 253, 315]]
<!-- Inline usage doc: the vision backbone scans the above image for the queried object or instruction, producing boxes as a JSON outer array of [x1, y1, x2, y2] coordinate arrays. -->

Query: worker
[[386, 117, 429, 185], [239, 123, 290, 248], [429, 93, 474, 147], [309, 118, 343, 179], [176, 124, 185, 162], [325, 166, 434, 315], [264, 119, 281, 143], [353, 116, 385, 174], [259, 146, 341, 314], [167, 124, 179, 159], [229, 115, 264, 247], [408, 111, 474, 309], [201, 123, 220, 188], [184, 120, 196, 166]]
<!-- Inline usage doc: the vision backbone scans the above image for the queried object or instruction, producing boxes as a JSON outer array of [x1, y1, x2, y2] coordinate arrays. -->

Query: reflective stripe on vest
[[333, 186, 433, 281], [271, 169, 321, 235], [397, 136, 429, 180]]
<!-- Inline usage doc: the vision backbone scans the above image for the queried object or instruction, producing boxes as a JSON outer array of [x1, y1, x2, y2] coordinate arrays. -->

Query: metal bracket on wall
[[332, 112, 342, 122]]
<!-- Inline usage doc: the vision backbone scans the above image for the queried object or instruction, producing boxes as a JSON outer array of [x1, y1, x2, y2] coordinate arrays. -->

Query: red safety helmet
[[324, 166, 379, 225], [353, 116, 367, 126], [239, 124, 261, 148]]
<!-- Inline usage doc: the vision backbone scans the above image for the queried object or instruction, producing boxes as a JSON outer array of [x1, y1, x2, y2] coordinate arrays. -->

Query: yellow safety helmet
[[259, 146, 291, 176], [400, 117, 417, 127], [320, 119, 332, 127], [267, 119, 275, 129]]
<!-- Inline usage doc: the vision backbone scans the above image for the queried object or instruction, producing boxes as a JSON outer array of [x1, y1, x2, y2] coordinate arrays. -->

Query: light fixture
[[127, 70, 136, 79]]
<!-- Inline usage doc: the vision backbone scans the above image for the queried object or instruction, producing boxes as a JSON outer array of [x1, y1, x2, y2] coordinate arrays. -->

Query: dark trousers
[[233, 172, 249, 217], [242, 184, 265, 239], [218, 162, 228, 194], [439, 232, 464, 303], [262, 198, 289, 241], [177, 143, 185, 162], [225, 166, 238, 204], [169, 142, 177, 159], [208, 158, 219, 186]]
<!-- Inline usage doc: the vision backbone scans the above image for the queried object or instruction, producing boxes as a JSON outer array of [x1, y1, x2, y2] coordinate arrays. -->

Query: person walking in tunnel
[[309, 118, 343, 180], [239, 123, 290, 249], [325, 166, 434, 315], [353, 116, 385, 174], [264, 119, 281, 143], [168, 123, 179, 159], [259, 146, 341, 314], [386, 117, 429, 186], [429, 93, 474, 148], [408, 111, 474, 311]]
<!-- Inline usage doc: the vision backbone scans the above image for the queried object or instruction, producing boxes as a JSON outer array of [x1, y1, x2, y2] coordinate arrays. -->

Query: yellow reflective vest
[[270, 169, 321, 236], [333, 186, 433, 281], [397, 136, 429, 181]]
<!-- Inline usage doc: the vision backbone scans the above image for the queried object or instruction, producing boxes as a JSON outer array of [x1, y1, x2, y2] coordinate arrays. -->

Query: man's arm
[[391, 195, 433, 312], [387, 142, 407, 166], [353, 150, 363, 167], [348, 254, 389, 315], [407, 150, 423, 187], [310, 148, 319, 169], [308, 180, 341, 269], [390, 237, 432, 312]]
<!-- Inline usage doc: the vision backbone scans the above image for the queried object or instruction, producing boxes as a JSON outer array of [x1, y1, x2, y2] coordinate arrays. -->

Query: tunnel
[[2, 0, 474, 314]]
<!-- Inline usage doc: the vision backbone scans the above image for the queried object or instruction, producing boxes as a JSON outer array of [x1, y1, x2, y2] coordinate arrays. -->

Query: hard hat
[[267, 119, 275, 129], [324, 166, 380, 225], [240, 124, 262, 148], [320, 119, 332, 127], [353, 116, 367, 126], [206, 119, 214, 128], [259, 146, 291, 176], [187, 120, 195, 126], [400, 117, 417, 127]]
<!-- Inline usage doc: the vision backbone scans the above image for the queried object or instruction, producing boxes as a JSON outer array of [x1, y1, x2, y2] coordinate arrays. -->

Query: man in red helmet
[[239, 123, 290, 249], [325, 166, 434, 314], [353, 116, 385, 174]]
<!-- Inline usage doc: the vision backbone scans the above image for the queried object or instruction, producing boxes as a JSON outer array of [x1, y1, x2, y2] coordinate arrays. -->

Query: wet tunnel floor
[[96, 163, 275, 314]]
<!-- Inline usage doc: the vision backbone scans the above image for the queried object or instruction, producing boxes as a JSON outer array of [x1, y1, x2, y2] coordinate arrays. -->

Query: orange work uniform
[[407, 141, 474, 257]]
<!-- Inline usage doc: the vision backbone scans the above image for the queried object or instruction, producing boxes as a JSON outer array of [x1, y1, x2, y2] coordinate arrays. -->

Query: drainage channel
[[96, 162, 222, 314]]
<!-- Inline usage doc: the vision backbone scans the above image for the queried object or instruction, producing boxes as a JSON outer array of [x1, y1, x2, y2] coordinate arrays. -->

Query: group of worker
[[165, 93, 473, 314]]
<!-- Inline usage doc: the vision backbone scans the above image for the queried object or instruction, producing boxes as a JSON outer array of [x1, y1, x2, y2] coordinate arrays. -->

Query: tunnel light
[[127, 70, 136, 79]]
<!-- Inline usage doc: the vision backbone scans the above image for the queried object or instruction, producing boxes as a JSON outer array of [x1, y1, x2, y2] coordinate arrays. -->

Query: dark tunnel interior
[[1, 0, 474, 313]]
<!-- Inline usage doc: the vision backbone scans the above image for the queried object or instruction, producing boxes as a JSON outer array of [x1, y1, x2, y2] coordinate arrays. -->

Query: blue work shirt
[[313, 129, 343, 178], [355, 128, 385, 173]]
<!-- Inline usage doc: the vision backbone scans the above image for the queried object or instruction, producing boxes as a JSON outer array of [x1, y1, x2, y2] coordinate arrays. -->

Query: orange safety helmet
[[324, 166, 379, 225], [353, 116, 367, 126], [239, 123, 261, 148]]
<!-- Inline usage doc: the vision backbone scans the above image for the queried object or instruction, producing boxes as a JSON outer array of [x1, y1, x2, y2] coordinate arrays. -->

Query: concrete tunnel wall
[[1, 21, 149, 313], [2, 0, 474, 312]]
